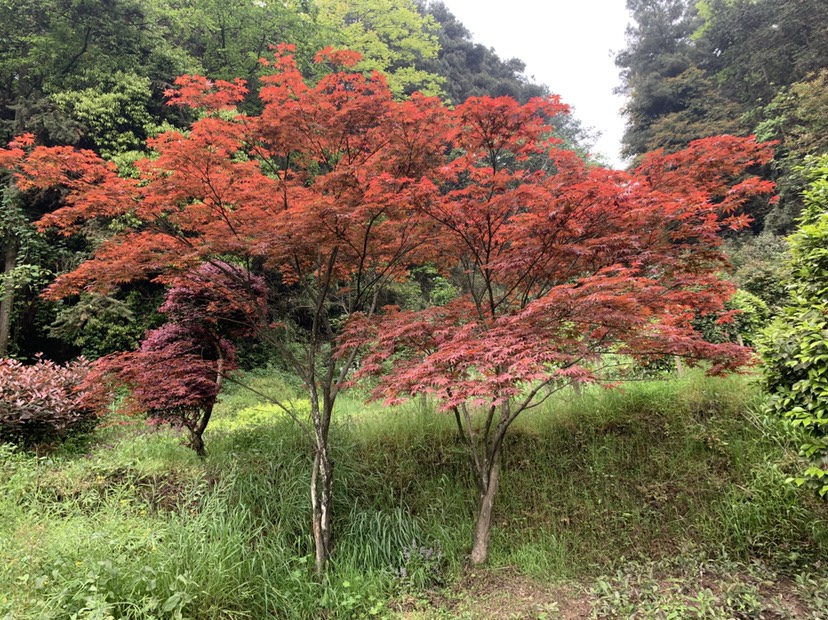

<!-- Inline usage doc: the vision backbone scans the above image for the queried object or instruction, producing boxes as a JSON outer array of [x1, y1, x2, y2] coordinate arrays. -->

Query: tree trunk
[[187, 352, 224, 458], [0, 235, 18, 356], [189, 426, 207, 457], [310, 436, 333, 574], [196, 354, 224, 457], [470, 453, 501, 565]]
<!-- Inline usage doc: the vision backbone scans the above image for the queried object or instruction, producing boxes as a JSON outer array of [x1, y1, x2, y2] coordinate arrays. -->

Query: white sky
[[439, 0, 631, 168]]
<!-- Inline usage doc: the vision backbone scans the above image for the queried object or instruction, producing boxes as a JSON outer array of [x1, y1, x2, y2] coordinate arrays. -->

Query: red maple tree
[[85, 263, 266, 456], [0, 45, 449, 572], [343, 96, 776, 563]]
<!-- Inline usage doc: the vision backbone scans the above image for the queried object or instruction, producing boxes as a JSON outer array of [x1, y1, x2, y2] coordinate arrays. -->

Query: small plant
[[589, 557, 806, 619], [0, 356, 95, 445], [391, 539, 445, 591], [323, 576, 389, 619], [795, 572, 828, 615]]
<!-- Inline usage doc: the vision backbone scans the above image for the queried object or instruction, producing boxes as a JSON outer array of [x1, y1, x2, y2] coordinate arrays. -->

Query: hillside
[[2, 372, 827, 618]]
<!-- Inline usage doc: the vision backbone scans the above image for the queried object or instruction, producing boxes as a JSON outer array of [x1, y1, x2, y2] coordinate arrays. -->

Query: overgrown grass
[[2, 371, 827, 618]]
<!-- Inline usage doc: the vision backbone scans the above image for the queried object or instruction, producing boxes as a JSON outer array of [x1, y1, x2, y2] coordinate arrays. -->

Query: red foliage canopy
[[0, 46, 446, 310], [0, 47, 776, 416], [342, 104, 775, 409], [88, 323, 234, 419]]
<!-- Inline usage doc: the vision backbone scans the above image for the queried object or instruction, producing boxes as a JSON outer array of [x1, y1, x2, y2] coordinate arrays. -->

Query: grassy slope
[[1, 371, 827, 619]]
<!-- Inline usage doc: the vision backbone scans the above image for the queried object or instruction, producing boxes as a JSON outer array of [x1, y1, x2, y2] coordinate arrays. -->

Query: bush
[[0, 356, 96, 444], [696, 288, 770, 347], [761, 155, 828, 495], [726, 233, 790, 312]]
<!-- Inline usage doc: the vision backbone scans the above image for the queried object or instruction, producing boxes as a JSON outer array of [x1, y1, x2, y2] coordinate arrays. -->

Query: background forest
[[1, 0, 828, 618]]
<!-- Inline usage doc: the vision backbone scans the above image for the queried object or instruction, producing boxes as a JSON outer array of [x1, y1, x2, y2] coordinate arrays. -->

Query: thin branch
[[219, 372, 314, 445]]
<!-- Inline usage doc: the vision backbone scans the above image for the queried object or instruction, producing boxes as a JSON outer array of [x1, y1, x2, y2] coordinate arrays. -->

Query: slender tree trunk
[[674, 355, 685, 377], [470, 448, 501, 565], [306, 364, 334, 574], [189, 351, 224, 458], [310, 431, 333, 574], [0, 234, 18, 356]]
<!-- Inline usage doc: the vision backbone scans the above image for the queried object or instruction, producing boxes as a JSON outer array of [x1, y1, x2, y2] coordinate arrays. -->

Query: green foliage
[[315, 0, 444, 97], [379, 265, 460, 311], [754, 70, 828, 233], [726, 233, 789, 312], [51, 73, 155, 158], [729, 290, 770, 346], [157, 0, 324, 83], [0, 260, 52, 302], [615, 0, 700, 158], [640, 66, 743, 155], [0, 0, 197, 144], [0, 0, 198, 359], [49, 291, 164, 359], [761, 155, 828, 495], [0, 186, 80, 359], [0, 188, 58, 298], [695, 289, 770, 347], [693, 0, 828, 108]]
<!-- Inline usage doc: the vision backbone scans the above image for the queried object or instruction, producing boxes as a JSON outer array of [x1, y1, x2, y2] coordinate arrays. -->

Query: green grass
[[2, 371, 827, 618]]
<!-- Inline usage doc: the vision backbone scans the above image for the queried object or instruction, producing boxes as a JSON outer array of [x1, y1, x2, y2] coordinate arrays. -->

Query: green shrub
[[761, 155, 828, 495], [726, 233, 790, 312]]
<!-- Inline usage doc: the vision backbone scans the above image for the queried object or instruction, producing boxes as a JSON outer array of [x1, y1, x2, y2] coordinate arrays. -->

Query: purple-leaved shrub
[[0, 356, 95, 444]]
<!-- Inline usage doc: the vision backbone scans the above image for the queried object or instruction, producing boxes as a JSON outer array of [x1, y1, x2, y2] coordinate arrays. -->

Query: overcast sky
[[439, 0, 631, 168]]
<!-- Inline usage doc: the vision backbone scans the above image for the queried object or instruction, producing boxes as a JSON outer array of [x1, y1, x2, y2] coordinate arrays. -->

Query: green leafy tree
[[615, 0, 700, 158], [50, 73, 156, 159], [695, 0, 828, 109], [616, 0, 828, 157], [726, 233, 789, 312], [48, 290, 164, 359], [158, 0, 325, 84], [315, 0, 444, 96], [642, 66, 743, 154], [755, 70, 828, 233]]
